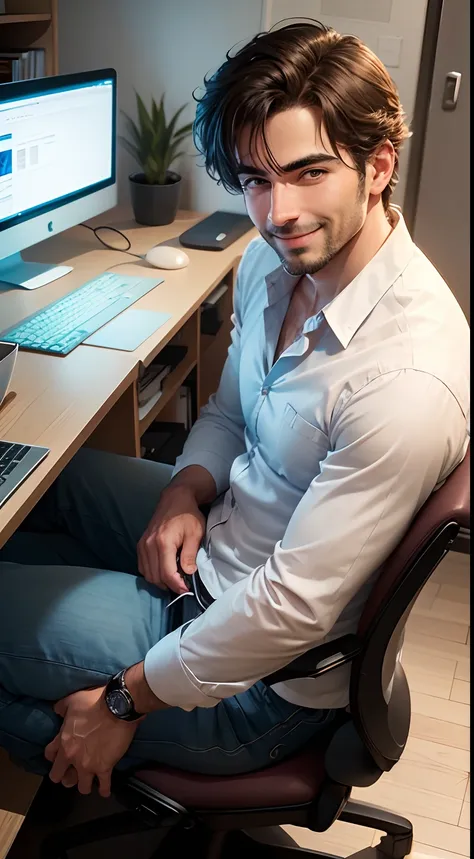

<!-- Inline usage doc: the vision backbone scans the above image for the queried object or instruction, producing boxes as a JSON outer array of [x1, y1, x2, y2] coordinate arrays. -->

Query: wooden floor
[[285, 550, 471, 858], [3, 551, 470, 859]]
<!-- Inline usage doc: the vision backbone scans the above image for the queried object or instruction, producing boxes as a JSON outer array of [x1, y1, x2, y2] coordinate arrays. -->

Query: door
[[411, 0, 470, 321]]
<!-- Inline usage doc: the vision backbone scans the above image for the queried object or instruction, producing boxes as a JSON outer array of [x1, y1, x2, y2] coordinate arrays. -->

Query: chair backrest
[[324, 447, 470, 787], [347, 445, 470, 772]]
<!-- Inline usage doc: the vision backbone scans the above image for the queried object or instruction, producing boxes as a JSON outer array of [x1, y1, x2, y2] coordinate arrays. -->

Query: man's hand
[[44, 688, 138, 798], [138, 484, 206, 593]]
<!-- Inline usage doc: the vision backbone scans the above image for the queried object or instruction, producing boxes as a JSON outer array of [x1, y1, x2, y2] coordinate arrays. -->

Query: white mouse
[[145, 245, 190, 270]]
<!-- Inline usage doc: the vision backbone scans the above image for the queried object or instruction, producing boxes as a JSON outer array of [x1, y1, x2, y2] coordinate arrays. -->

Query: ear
[[367, 141, 395, 198]]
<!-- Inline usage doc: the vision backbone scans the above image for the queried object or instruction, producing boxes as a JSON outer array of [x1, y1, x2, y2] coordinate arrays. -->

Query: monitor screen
[[0, 71, 116, 233]]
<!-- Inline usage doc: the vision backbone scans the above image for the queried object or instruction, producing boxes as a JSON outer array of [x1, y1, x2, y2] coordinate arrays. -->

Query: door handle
[[442, 71, 462, 110]]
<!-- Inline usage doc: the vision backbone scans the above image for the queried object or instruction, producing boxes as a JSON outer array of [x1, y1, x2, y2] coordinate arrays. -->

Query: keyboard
[[0, 272, 164, 356], [0, 440, 49, 509]]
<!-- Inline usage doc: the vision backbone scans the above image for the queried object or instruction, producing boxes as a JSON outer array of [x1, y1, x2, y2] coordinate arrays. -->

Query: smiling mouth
[[272, 227, 321, 241]]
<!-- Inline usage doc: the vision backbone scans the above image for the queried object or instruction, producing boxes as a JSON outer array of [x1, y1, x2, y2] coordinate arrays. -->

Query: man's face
[[236, 107, 371, 276]]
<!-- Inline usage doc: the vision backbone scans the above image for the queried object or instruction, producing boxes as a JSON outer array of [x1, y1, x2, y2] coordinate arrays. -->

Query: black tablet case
[[179, 211, 253, 251]]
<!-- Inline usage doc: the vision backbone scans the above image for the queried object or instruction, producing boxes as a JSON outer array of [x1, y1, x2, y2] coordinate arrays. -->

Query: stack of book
[[0, 48, 46, 84], [138, 362, 172, 420], [137, 343, 189, 421]]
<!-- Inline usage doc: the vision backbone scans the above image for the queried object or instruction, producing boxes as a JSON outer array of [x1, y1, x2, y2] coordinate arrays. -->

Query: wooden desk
[[0, 206, 256, 546], [0, 207, 256, 855]]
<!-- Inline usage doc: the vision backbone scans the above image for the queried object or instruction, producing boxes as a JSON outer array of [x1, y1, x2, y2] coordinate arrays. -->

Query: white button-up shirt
[[144, 209, 470, 711]]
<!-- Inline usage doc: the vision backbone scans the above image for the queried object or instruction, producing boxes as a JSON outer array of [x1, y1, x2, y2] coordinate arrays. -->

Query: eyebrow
[[236, 153, 340, 176]]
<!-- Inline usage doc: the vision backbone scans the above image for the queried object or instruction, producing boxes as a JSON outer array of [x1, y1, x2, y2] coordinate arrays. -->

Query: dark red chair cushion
[[133, 744, 326, 810]]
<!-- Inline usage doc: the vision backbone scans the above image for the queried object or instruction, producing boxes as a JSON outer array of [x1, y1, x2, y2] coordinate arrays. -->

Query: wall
[[58, 0, 428, 213], [58, 0, 263, 213], [263, 0, 429, 206]]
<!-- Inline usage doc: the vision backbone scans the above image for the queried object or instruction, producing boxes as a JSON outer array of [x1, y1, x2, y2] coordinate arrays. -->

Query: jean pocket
[[266, 708, 337, 763]]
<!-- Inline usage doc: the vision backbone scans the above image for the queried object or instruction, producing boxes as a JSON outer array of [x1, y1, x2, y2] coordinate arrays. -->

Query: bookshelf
[[138, 311, 199, 436], [0, 16, 58, 846], [0, 0, 58, 76]]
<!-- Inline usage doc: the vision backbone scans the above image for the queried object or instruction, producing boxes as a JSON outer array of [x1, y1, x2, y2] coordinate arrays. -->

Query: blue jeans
[[0, 447, 336, 777]]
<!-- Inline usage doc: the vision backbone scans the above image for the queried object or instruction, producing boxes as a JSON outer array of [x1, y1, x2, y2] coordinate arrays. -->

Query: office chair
[[41, 446, 470, 859]]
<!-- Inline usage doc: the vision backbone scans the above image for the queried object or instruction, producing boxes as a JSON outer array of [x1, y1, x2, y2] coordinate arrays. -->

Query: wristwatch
[[104, 668, 144, 722]]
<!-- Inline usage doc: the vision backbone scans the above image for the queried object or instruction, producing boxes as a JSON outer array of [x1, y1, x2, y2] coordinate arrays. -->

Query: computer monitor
[[0, 68, 117, 290]]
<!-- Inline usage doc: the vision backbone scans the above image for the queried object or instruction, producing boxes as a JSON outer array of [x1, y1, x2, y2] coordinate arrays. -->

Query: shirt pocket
[[276, 403, 329, 490]]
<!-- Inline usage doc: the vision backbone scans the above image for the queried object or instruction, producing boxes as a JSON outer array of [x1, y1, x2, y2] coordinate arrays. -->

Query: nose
[[268, 182, 300, 228]]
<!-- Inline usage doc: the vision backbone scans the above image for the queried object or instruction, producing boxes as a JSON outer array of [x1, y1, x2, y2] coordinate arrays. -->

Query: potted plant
[[119, 92, 193, 226]]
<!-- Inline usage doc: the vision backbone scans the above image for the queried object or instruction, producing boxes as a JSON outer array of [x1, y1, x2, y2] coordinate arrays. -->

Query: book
[[0, 48, 45, 82], [0, 53, 23, 83], [138, 363, 171, 407], [0, 58, 15, 84]]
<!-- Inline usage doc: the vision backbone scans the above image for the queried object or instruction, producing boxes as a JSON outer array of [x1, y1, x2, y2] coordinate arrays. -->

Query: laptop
[[0, 342, 49, 508], [0, 440, 50, 509]]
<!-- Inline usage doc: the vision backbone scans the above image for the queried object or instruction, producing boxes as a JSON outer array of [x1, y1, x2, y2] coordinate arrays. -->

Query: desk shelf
[[0, 12, 51, 23], [0, 1, 58, 75], [139, 354, 197, 435], [198, 268, 235, 410], [138, 310, 199, 435]]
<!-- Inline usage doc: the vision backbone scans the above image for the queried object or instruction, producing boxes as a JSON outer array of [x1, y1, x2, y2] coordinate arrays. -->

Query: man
[[0, 22, 469, 798]]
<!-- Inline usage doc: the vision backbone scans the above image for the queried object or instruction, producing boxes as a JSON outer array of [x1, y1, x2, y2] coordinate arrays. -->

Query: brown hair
[[193, 21, 410, 210]]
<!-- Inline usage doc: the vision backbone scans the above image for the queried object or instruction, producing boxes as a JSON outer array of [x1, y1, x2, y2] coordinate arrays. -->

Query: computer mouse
[[145, 245, 190, 270]]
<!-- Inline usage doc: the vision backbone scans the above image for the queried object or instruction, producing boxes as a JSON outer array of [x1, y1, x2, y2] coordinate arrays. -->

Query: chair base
[[40, 797, 413, 859]]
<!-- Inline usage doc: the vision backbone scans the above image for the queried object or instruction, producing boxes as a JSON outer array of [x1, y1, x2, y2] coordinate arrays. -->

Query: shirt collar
[[323, 208, 416, 348], [264, 207, 416, 348], [265, 264, 301, 305]]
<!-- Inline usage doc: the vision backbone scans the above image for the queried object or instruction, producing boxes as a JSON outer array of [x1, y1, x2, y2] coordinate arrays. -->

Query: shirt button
[[262, 387, 269, 396]]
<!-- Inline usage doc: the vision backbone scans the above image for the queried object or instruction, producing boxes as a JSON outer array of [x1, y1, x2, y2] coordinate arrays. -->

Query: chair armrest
[[262, 633, 362, 686]]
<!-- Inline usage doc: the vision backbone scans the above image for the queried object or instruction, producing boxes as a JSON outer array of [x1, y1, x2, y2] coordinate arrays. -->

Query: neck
[[307, 201, 394, 306]]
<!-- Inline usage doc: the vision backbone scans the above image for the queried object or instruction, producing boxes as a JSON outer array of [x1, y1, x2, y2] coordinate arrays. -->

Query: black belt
[[166, 565, 215, 635], [188, 570, 215, 611]]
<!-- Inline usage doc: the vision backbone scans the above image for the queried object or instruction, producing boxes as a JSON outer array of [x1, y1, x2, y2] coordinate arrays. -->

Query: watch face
[[107, 689, 130, 718]]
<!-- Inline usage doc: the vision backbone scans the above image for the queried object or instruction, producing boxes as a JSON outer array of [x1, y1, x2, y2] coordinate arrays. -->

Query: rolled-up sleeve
[[145, 369, 467, 709], [170, 244, 256, 495]]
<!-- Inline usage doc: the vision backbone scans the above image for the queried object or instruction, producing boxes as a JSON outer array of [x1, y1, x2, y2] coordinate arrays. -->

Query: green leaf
[[123, 91, 192, 183], [160, 104, 188, 158], [165, 149, 186, 171], [152, 95, 165, 142], [121, 112, 142, 149], [174, 121, 194, 139], [135, 91, 153, 134], [167, 137, 188, 163], [167, 104, 188, 137], [118, 136, 142, 167], [151, 97, 160, 127]]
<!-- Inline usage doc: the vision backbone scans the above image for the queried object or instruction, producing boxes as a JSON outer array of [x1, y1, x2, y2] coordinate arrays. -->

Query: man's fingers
[[61, 767, 78, 789], [138, 535, 153, 581], [49, 749, 69, 784], [143, 534, 166, 588], [53, 697, 68, 718], [77, 769, 94, 795], [180, 531, 202, 574], [44, 733, 61, 762], [159, 542, 188, 594], [97, 771, 112, 798]]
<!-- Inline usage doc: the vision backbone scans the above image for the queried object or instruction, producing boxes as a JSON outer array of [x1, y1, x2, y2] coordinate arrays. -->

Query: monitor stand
[[0, 251, 73, 290]]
